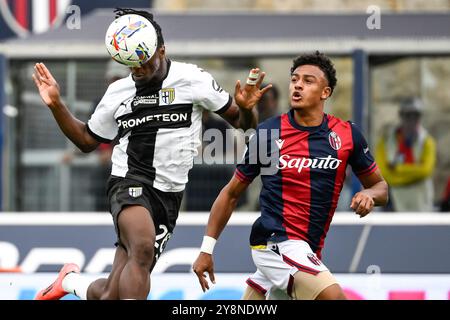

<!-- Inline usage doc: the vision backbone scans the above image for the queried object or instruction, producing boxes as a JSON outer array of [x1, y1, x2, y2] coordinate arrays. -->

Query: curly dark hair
[[291, 51, 337, 95], [114, 8, 164, 48]]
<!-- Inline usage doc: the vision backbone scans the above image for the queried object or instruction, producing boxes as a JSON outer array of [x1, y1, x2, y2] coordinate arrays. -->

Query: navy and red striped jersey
[[235, 110, 378, 259]]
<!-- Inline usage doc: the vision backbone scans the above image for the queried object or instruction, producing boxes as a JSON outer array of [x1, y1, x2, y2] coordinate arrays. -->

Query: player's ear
[[321, 86, 332, 100]]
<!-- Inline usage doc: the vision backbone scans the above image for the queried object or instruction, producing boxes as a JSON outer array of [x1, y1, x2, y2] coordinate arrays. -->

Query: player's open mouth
[[292, 91, 302, 101]]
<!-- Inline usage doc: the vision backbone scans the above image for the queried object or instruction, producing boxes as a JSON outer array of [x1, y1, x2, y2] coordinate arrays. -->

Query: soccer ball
[[105, 14, 158, 67]]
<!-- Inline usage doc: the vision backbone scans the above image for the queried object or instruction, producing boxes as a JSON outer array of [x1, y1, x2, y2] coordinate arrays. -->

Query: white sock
[[62, 273, 91, 300]]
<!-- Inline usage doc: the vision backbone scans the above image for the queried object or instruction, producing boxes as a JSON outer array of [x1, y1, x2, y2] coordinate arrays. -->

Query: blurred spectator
[[440, 177, 450, 212], [62, 60, 129, 211], [257, 84, 280, 123], [375, 97, 436, 212]]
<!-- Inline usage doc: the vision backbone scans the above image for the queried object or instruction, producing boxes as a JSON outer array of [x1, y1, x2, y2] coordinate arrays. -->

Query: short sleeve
[[235, 131, 261, 184], [86, 86, 119, 143], [348, 122, 378, 177], [190, 65, 232, 114]]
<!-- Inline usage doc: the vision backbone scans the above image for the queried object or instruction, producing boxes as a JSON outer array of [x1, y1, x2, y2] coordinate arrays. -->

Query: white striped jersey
[[86, 60, 232, 192]]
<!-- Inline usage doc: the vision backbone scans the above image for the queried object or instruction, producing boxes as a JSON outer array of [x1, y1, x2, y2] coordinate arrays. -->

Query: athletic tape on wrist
[[200, 236, 217, 254]]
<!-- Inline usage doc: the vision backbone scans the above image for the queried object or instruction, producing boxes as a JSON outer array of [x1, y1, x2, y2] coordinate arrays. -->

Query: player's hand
[[32, 63, 62, 108], [350, 190, 375, 217], [234, 68, 273, 111], [192, 252, 216, 292]]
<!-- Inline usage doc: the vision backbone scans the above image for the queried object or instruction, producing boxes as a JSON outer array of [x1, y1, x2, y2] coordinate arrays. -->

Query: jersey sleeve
[[235, 130, 261, 184], [86, 85, 119, 143], [348, 122, 378, 177], [190, 65, 232, 114]]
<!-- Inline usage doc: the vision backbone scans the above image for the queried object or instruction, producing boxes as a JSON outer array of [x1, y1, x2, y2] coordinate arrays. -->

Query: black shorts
[[107, 176, 184, 261]]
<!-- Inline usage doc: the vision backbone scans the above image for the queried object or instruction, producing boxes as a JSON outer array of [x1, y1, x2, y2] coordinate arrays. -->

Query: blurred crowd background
[[0, 0, 449, 213]]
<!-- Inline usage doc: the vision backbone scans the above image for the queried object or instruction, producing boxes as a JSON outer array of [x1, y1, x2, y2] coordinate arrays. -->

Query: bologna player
[[33, 8, 271, 300], [193, 51, 389, 300]]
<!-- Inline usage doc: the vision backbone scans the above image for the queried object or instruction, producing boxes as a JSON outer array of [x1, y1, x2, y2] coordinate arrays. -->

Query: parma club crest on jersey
[[129, 187, 143, 198], [160, 88, 175, 104], [328, 131, 342, 150]]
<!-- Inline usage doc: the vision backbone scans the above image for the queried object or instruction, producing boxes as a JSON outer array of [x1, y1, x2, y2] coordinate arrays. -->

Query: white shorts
[[246, 240, 330, 297]]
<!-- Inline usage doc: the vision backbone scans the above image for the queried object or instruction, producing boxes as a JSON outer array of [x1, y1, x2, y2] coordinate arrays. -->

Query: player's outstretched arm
[[32, 63, 99, 153], [220, 68, 273, 130], [192, 175, 249, 292], [32, 63, 99, 152], [351, 168, 389, 217]]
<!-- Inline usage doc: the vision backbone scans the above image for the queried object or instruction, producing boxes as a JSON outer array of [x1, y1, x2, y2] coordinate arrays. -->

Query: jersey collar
[[287, 109, 328, 132]]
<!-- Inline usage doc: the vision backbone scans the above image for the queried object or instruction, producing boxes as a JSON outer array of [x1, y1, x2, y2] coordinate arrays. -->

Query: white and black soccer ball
[[105, 14, 158, 67]]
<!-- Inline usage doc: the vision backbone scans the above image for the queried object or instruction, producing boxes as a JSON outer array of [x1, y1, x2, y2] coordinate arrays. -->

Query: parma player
[[32, 8, 272, 300], [193, 51, 389, 300]]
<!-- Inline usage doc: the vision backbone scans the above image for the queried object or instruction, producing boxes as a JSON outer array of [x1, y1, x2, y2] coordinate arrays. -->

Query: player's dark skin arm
[[192, 176, 248, 291], [350, 168, 389, 217], [32, 63, 99, 153], [220, 68, 272, 130], [221, 102, 258, 130]]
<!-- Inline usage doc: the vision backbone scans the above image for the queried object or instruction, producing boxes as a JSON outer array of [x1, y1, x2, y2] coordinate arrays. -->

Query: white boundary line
[[0, 212, 449, 226], [349, 225, 372, 273]]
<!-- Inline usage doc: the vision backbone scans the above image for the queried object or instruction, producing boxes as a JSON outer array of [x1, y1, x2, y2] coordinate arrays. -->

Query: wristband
[[200, 236, 217, 254]]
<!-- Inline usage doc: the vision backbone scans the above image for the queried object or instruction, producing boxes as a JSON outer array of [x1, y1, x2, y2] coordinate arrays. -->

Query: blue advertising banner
[[0, 213, 449, 300], [0, 213, 450, 300], [0, 213, 449, 274]]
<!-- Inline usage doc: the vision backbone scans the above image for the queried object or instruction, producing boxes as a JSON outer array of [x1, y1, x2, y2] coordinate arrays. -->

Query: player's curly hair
[[114, 8, 165, 48], [291, 51, 337, 95]]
